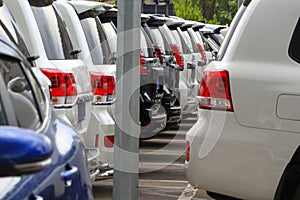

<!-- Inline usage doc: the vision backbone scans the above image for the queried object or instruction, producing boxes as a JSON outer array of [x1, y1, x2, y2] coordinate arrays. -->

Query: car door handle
[[61, 164, 78, 186]]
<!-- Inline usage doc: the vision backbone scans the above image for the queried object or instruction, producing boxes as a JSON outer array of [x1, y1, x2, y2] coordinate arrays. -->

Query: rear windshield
[[101, 22, 117, 56], [159, 24, 177, 45], [170, 30, 184, 53], [80, 18, 105, 65], [31, 5, 75, 60], [150, 27, 170, 54], [140, 29, 155, 58]]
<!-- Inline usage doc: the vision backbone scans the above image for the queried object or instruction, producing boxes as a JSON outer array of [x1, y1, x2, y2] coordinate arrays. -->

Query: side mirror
[[0, 127, 53, 177]]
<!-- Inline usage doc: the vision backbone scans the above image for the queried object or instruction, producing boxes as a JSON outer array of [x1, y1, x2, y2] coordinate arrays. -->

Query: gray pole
[[113, 0, 141, 199]]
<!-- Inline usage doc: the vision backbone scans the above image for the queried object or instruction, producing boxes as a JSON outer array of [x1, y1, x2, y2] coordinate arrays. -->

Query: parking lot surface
[[92, 114, 213, 200]]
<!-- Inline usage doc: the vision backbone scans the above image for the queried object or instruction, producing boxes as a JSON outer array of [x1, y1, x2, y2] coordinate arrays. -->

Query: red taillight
[[170, 45, 184, 67], [154, 45, 164, 64], [90, 72, 115, 104], [196, 43, 207, 63], [198, 70, 233, 111], [41, 68, 77, 105], [186, 141, 190, 162], [104, 136, 114, 148], [140, 52, 148, 74]]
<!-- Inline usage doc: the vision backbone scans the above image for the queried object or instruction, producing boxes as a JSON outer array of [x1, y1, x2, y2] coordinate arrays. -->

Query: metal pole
[[113, 0, 141, 199]]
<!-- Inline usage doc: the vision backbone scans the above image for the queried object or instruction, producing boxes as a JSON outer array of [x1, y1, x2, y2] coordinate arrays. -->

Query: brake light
[[198, 70, 233, 111], [186, 141, 190, 162], [104, 136, 114, 148], [41, 68, 77, 105], [196, 43, 207, 63], [170, 44, 184, 67], [140, 52, 147, 74], [90, 72, 115, 104]]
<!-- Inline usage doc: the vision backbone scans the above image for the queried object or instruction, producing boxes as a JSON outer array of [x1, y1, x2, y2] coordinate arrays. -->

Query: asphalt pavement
[[92, 114, 213, 200]]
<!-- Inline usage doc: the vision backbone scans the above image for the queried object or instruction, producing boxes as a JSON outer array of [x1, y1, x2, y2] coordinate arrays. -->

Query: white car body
[[54, 1, 115, 168], [166, 19, 198, 115], [186, 0, 300, 199], [5, 0, 100, 181]]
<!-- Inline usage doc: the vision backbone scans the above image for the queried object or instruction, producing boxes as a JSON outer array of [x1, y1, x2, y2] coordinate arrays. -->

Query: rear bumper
[[167, 106, 182, 123], [140, 109, 167, 139]]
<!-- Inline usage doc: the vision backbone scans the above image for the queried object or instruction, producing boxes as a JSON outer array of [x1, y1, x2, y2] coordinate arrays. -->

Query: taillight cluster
[[41, 68, 77, 105], [198, 70, 233, 111], [170, 44, 184, 67], [140, 52, 148, 74], [196, 43, 207, 63], [104, 135, 114, 148], [90, 72, 116, 104]]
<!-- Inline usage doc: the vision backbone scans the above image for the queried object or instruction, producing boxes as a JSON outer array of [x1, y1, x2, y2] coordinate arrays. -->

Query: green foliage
[[172, 0, 238, 25]]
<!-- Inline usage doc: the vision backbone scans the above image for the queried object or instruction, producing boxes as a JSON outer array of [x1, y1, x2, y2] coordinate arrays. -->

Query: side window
[[0, 57, 43, 130], [289, 18, 300, 64]]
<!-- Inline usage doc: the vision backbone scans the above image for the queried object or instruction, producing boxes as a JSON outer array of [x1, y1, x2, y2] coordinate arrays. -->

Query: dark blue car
[[0, 35, 93, 199]]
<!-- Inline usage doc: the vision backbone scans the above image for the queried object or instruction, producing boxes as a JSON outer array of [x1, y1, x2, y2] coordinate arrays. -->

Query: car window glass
[[31, 5, 74, 60], [101, 22, 117, 56], [0, 58, 42, 130], [81, 18, 104, 65], [151, 28, 166, 54], [171, 30, 184, 53], [289, 18, 300, 64], [195, 31, 210, 51], [0, 99, 6, 125], [183, 31, 195, 52]]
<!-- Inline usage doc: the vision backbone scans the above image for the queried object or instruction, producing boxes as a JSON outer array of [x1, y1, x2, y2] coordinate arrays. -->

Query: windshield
[[101, 22, 117, 57]]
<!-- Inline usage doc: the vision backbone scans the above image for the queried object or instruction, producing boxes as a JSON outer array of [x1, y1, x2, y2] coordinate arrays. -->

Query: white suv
[[54, 1, 115, 176], [186, 0, 300, 199]]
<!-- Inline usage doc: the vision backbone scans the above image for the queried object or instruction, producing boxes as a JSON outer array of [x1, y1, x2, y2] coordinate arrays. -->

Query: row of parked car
[[0, 0, 226, 199]]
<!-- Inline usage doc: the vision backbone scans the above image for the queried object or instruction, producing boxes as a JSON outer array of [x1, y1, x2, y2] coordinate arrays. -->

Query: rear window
[[81, 18, 104, 65], [31, 5, 75, 60], [289, 18, 300, 64], [140, 29, 155, 58], [159, 24, 177, 45], [151, 27, 168, 54], [101, 22, 117, 55]]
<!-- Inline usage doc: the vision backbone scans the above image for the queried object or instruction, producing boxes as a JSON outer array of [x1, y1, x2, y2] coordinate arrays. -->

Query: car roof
[[68, 1, 112, 15]]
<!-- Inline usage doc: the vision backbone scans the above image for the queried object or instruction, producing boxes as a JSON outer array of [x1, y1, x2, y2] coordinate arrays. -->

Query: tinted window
[[31, 5, 74, 60], [101, 22, 117, 55], [289, 18, 300, 64], [81, 18, 104, 65], [0, 57, 42, 130], [151, 27, 169, 54], [140, 29, 155, 58]]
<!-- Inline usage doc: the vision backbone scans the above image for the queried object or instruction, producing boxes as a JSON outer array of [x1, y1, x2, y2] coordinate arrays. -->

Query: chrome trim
[[14, 158, 52, 172], [93, 98, 116, 106], [53, 92, 93, 109]]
